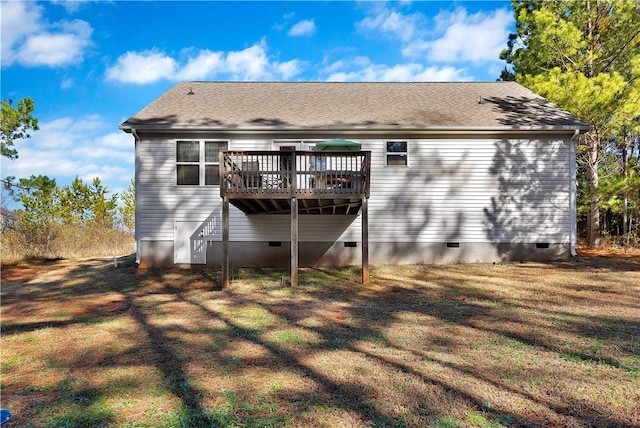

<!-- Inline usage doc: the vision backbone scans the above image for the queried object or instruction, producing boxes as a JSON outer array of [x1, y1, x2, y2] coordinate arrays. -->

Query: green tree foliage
[[60, 177, 92, 225], [88, 177, 118, 228], [119, 179, 135, 231], [500, 0, 640, 246], [14, 175, 60, 231], [1, 97, 39, 159], [8, 175, 61, 252], [3, 175, 131, 260], [11, 176, 119, 229]]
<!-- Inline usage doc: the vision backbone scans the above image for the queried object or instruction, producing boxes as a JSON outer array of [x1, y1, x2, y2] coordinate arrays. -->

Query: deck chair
[[241, 161, 262, 189]]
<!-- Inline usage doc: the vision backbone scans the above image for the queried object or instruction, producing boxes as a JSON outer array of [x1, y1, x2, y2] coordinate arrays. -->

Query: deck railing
[[220, 151, 371, 199]]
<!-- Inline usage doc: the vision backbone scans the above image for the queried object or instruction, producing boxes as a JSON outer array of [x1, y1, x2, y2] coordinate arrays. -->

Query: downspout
[[132, 128, 141, 264], [569, 129, 579, 257]]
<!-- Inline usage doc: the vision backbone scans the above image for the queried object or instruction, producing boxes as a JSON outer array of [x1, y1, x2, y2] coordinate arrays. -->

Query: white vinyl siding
[[366, 138, 570, 243], [137, 135, 571, 255]]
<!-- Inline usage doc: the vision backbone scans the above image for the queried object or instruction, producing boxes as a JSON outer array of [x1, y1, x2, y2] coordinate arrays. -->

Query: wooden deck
[[220, 151, 371, 215], [219, 150, 371, 287]]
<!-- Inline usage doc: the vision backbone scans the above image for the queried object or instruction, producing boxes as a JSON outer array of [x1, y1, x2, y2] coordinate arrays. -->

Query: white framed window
[[176, 140, 228, 186], [176, 141, 199, 185], [385, 141, 408, 166], [204, 141, 227, 185]]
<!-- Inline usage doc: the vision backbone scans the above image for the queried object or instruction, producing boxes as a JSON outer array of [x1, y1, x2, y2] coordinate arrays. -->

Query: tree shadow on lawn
[[173, 266, 638, 427], [553, 257, 640, 272], [289, 265, 640, 425], [201, 276, 636, 426], [2, 257, 639, 427], [391, 264, 640, 367]]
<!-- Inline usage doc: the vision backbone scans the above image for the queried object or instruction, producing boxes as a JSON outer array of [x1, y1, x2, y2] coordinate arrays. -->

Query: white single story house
[[120, 81, 590, 284]]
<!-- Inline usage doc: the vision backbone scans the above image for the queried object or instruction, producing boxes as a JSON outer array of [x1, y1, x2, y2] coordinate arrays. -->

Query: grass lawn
[[1, 250, 639, 427]]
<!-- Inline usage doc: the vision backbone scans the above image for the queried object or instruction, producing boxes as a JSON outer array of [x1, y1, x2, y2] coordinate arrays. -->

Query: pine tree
[[1, 97, 39, 159]]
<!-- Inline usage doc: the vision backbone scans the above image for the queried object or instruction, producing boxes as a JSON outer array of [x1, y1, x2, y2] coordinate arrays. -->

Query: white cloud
[[95, 132, 132, 150], [426, 8, 514, 63], [1, 115, 134, 193], [33, 115, 104, 149], [73, 146, 132, 164], [322, 59, 347, 74], [323, 57, 471, 82], [106, 41, 303, 84], [1, 2, 93, 67], [414, 65, 473, 82], [357, 7, 423, 42], [16, 20, 92, 67], [1, 1, 44, 66], [400, 39, 430, 59], [176, 50, 224, 80], [50, 0, 87, 13], [105, 50, 178, 84], [357, 5, 513, 65], [288, 19, 316, 37], [226, 43, 271, 80], [275, 60, 303, 80]]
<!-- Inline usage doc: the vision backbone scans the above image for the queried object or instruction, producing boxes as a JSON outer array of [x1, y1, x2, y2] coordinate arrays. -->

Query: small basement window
[[386, 141, 408, 166]]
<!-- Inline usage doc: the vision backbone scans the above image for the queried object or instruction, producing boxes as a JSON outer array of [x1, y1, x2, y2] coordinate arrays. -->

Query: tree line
[[3, 175, 134, 231], [1, 175, 135, 262]]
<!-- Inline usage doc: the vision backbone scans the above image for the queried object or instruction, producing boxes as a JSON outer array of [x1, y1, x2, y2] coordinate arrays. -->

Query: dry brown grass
[[1, 225, 135, 265], [1, 251, 639, 427]]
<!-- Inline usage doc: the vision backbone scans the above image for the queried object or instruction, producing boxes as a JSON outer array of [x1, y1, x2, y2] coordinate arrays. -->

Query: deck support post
[[291, 197, 298, 286], [222, 197, 229, 289], [362, 196, 369, 284]]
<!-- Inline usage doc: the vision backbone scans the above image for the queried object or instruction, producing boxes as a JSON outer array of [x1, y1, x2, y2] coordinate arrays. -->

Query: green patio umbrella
[[315, 139, 361, 151]]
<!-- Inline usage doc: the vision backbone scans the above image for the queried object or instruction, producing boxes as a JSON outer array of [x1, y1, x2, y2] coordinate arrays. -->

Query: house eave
[[120, 124, 592, 136]]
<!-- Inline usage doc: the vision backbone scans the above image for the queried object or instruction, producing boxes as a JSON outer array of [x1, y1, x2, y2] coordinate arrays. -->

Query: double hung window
[[385, 141, 408, 166], [176, 140, 227, 185]]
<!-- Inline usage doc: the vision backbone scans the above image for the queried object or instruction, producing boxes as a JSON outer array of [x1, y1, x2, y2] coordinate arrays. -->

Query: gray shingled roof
[[120, 81, 590, 132]]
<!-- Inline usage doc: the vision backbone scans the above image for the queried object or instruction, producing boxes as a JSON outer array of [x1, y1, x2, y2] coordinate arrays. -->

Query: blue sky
[[1, 0, 514, 206]]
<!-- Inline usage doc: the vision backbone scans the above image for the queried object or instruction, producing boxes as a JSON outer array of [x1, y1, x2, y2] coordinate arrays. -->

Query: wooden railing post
[[291, 197, 298, 287], [290, 152, 298, 286], [364, 152, 371, 197], [222, 197, 229, 289], [219, 152, 226, 196], [362, 196, 369, 284], [291, 151, 297, 196]]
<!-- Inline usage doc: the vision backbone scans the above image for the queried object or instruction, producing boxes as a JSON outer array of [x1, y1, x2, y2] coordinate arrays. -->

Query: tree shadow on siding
[[484, 138, 571, 261], [374, 149, 471, 262]]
